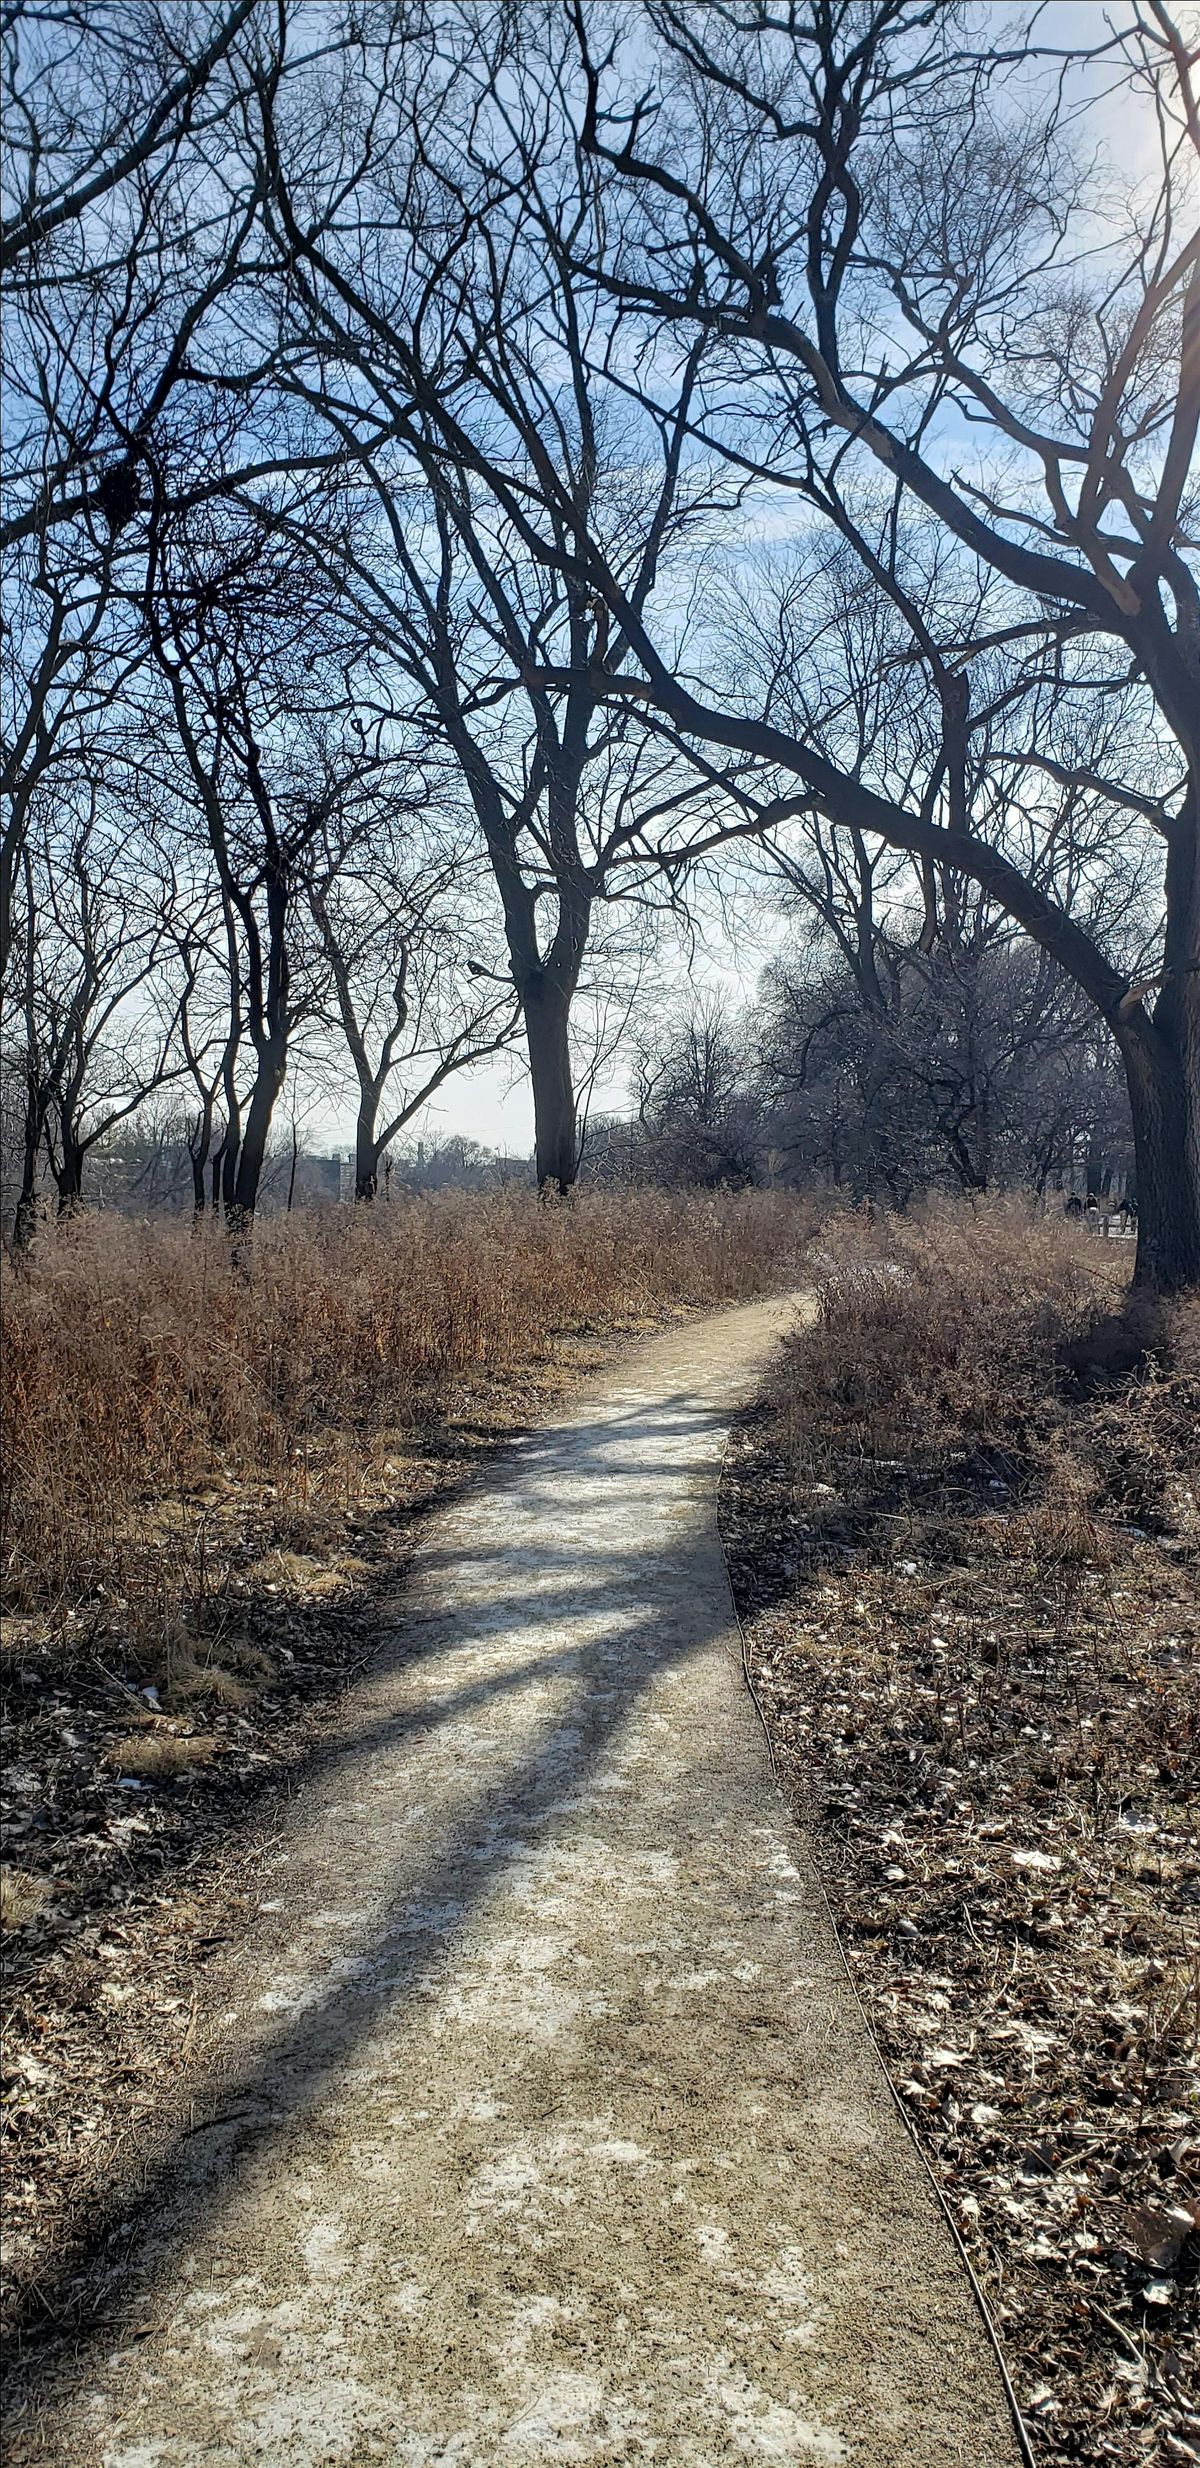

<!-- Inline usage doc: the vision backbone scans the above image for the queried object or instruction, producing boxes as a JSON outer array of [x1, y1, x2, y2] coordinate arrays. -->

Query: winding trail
[[41, 1298, 1018, 2466]]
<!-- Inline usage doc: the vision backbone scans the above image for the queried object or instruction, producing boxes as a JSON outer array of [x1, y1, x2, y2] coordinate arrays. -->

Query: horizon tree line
[[2, 0, 1195, 1289]]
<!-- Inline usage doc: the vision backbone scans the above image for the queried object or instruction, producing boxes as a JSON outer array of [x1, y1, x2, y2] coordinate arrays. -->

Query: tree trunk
[[230, 1043, 286, 1226], [188, 1099, 213, 1222], [1118, 1011, 1200, 1294], [355, 1100, 381, 1201], [220, 1058, 241, 1220], [522, 976, 577, 1194], [12, 1069, 44, 1251], [12, 1183, 39, 1251], [221, 1131, 239, 1217], [54, 1130, 85, 1214], [1116, 783, 1200, 1293]]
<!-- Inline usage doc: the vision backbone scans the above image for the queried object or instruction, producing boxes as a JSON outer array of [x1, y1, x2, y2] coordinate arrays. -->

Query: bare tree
[[307, 803, 520, 1199], [142, 490, 355, 1225], [0, 0, 333, 973], [565, 0, 1199, 1289], [10, 795, 186, 1224], [634, 992, 761, 1188], [753, 916, 1137, 1207], [247, 7, 761, 1190], [720, 525, 1159, 1195], [170, 904, 242, 1216]]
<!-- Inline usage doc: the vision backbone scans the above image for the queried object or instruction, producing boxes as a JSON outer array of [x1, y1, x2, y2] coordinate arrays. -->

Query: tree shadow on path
[[6, 1381, 745, 2445]]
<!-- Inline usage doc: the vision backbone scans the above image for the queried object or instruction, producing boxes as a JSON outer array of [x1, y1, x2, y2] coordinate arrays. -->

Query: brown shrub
[[785, 1192, 1126, 1474], [1082, 1290, 1200, 1534]]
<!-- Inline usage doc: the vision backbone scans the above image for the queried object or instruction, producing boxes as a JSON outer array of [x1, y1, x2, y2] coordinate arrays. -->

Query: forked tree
[[10, 796, 186, 1227], [142, 494, 346, 1225], [306, 798, 520, 1200]]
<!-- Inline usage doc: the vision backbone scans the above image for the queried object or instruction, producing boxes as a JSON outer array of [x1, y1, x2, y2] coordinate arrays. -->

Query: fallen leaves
[[1121, 2203, 1200, 2277], [723, 1373, 1199, 2468]]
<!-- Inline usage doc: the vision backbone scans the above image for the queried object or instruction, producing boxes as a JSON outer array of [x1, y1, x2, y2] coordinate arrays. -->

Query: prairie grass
[[784, 1190, 1199, 1541], [1, 1186, 816, 1678]]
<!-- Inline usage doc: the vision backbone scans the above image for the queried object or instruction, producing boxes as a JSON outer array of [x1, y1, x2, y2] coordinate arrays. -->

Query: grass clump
[[100, 1733, 219, 1780], [793, 1191, 1124, 1466]]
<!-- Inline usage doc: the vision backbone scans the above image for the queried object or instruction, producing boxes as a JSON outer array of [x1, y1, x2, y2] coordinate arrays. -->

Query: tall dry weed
[[1, 1188, 817, 1645], [777, 1192, 1198, 1549], [787, 1192, 1125, 1471]]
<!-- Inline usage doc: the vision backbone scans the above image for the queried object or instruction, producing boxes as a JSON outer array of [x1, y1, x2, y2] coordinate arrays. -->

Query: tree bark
[[1118, 779, 1200, 1293], [352, 1076, 385, 1200], [1118, 1009, 1200, 1295], [355, 1111, 381, 1202], [53, 1130, 86, 1213], [187, 1097, 214, 1222], [522, 974, 578, 1194], [230, 1041, 287, 1224]]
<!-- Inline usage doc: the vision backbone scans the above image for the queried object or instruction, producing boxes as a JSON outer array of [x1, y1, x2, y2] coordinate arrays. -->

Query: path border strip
[[717, 1423, 1038, 2468]]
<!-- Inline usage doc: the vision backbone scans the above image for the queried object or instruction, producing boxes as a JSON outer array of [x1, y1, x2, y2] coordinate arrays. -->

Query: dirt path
[[27, 1298, 1019, 2467]]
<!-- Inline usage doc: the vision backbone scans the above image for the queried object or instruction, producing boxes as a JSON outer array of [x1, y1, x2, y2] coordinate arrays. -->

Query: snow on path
[[41, 1297, 1018, 2467]]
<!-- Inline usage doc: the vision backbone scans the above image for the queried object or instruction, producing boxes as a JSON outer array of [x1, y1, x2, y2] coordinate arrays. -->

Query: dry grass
[[100, 1731, 219, 1779], [2, 1186, 814, 1686], [724, 1195, 1199, 2467], [792, 1191, 1128, 1467], [0, 1868, 56, 1931]]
